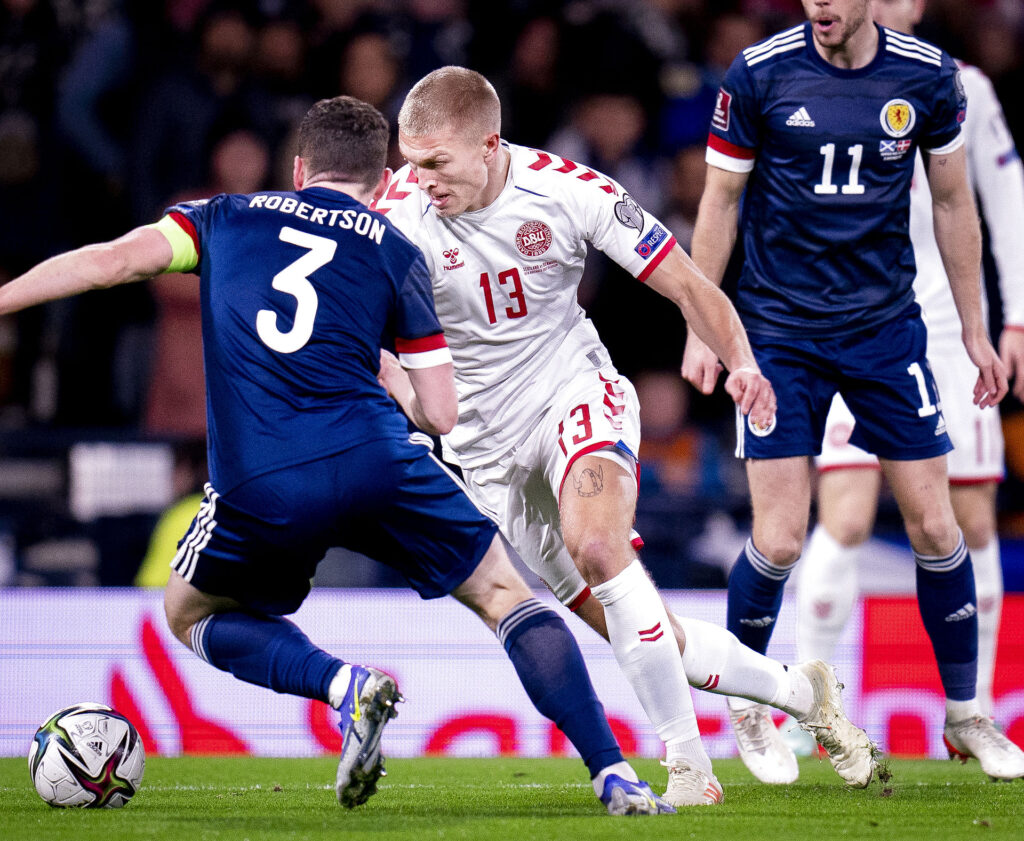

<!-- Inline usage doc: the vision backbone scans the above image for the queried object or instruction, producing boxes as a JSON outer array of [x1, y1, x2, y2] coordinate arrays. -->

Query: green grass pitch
[[2, 756, 1022, 840]]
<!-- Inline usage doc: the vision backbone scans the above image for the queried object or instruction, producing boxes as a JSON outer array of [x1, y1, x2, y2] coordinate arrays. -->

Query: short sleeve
[[706, 55, 759, 172], [920, 55, 967, 154], [565, 175, 677, 283], [394, 254, 452, 369]]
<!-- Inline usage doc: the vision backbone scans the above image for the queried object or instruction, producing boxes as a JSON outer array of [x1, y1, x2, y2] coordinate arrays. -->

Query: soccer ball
[[28, 702, 145, 808]]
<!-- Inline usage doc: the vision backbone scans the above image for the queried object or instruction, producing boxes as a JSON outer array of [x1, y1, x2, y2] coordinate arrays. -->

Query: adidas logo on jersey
[[786, 107, 815, 127], [944, 603, 977, 622], [739, 615, 776, 628]]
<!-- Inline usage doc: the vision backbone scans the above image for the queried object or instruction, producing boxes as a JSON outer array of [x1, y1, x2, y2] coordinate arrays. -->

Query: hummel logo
[[739, 616, 776, 628], [945, 603, 977, 622], [786, 107, 815, 127]]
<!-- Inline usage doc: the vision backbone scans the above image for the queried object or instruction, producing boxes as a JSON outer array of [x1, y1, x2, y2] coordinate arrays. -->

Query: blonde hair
[[398, 66, 501, 139]]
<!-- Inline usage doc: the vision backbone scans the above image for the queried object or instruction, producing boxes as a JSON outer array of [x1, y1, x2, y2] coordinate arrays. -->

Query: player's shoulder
[[370, 165, 426, 223], [953, 59, 996, 95], [508, 141, 622, 208], [880, 26, 953, 72], [736, 22, 808, 72]]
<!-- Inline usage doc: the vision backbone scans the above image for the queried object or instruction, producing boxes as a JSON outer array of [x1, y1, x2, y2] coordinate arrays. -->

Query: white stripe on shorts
[[172, 482, 220, 582]]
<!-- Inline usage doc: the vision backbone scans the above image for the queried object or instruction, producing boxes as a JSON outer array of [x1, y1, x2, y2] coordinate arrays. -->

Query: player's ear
[[371, 168, 393, 204], [292, 156, 305, 191], [482, 132, 501, 162]]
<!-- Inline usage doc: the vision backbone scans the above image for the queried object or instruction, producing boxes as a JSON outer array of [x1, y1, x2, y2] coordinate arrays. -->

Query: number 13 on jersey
[[479, 269, 528, 325]]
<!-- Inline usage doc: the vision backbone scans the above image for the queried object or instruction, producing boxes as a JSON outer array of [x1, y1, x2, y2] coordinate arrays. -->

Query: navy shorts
[[170, 436, 498, 614], [736, 304, 953, 461]]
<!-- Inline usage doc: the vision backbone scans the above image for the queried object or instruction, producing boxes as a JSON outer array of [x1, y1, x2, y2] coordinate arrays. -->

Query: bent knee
[[751, 533, 803, 566], [163, 595, 193, 648], [906, 513, 960, 557], [569, 534, 631, 586]]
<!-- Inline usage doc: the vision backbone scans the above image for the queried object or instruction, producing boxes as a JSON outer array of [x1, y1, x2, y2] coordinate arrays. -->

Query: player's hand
[[724, 366, 776, 428], [377, 349, 410, 398], [964, 331, 1009, 408], [999, 326, 1024, 401], [682, 332, 724, 394]]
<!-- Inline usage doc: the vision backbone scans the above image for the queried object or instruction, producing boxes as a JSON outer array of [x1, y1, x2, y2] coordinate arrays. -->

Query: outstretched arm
[[0, 226, 175, 316], [645, 166, 774, 426], [925, 144, 1009, 408], [678, 164, 748, 395]]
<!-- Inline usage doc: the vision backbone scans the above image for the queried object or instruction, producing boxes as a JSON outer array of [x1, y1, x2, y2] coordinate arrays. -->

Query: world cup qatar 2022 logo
[[515, 221, 552, 257]]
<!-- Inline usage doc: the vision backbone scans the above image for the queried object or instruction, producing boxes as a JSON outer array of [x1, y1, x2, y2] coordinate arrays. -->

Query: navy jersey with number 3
[[707, 22, 966, 337], [165, 187, 446, 496]]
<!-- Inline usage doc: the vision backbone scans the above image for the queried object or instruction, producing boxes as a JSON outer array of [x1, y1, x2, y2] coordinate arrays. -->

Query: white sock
[[590, 560, 707, 769], [675, 614, 792, 708], [665, 735, 713, 775], [591, 761, 638, 797], [327, 663, 354, 709], [946, 697, 983, 722], [796, 525, 861, 663], [970, 538, 1003, 718]]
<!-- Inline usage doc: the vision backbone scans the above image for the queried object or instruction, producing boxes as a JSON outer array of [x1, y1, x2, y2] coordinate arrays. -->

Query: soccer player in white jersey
[[796, 0, 1024, 755], [374, 66, 877, 805]]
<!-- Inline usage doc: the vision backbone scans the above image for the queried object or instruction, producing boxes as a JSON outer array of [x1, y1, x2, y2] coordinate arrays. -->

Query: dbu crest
[[880, 99, 916, 138]]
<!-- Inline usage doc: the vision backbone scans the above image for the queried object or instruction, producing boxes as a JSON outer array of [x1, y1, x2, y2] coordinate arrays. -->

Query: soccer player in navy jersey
[[684, 0, 1024, 783], [0, 96, 675, 816]]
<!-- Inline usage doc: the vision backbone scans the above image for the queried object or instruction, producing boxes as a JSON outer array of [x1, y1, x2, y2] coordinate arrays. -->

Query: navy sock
[[497, 599, 623, 779], [914, 537, 978, 701], [726, 539, 794, 655], [191, 611, 344, 703]]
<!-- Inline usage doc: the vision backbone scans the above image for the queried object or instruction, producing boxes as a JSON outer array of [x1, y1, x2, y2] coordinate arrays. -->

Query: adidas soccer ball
[[28, 702, 145, 808]]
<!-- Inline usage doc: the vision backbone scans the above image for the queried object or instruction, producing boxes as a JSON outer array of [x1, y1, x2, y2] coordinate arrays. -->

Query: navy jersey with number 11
[[707, 22, 966, 338], [161, 187, 449, 496]]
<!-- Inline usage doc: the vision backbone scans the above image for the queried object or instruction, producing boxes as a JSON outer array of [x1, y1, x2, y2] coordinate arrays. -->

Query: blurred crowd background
[[2, 0, 1024, 591]]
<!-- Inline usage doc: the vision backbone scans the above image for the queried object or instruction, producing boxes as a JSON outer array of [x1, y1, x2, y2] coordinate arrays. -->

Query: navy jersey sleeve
[[150, 197, 220, 272], [706, 54, 760, 173], [393, 253, 451, 369], [921, 55, 967, 152]]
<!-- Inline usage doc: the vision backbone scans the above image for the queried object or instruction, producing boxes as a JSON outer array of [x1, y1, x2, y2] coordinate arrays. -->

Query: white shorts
[[460, 367, 642, 606], [817, 341, 1004, 482]]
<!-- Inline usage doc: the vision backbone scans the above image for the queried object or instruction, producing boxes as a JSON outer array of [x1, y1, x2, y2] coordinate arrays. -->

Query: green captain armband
[[148, 214, 200, 273]]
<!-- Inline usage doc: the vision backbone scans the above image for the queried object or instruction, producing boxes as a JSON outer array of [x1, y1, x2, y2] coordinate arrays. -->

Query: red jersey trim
[[637, 235, 677, 283], [567, 587, 592, 612], [169, 211, 201, 260], [395, 333, 448, 353], [949, 475, 1003, 486], [707, 133, 756, 160], [817, 463, 882, 475]]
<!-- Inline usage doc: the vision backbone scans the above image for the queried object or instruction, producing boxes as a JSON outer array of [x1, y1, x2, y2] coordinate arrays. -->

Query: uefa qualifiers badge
[[880, 99, 916, 138]]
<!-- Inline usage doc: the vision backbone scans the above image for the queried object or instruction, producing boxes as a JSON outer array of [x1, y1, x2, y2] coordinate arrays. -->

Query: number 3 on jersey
[[256, 227, 336, 353]]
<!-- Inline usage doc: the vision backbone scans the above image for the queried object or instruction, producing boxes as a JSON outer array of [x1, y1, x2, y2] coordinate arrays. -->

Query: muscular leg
[[950, 481, 1002, 717], [728, 457, 812, 654], [452, 535, 640, 796], [559, 454, 711, 777], [575, 594, 811, 719], [881, 455, 978, 707], [164, 571, 349, 705], [796, 468, 882, 663]]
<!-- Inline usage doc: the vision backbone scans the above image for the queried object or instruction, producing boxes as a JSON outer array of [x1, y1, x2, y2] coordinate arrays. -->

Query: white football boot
[[661, 761, 724, 806], [728, 702, 799, 784], [795, 660, 875, 788], [944, 715, 1024, 780]]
